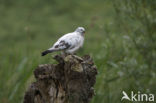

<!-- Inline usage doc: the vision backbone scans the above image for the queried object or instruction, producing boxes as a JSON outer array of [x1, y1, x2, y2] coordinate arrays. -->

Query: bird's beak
[[83, 31, 85, 33]]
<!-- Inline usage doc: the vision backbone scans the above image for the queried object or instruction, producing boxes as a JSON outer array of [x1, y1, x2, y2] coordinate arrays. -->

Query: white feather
[[47, 27, 85, 54]]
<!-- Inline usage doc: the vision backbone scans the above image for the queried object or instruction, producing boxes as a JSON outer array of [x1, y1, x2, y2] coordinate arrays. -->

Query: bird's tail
[[41, 49, 54, 56]]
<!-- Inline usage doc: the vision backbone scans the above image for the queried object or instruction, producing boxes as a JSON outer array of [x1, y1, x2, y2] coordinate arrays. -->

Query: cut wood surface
[[24, 54, 97, 103]]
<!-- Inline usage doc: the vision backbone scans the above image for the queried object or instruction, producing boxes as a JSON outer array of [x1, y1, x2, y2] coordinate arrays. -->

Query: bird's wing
[[48, 32, 78, 51], [53, 40, 71, 50], [53, 32, 77, 49]]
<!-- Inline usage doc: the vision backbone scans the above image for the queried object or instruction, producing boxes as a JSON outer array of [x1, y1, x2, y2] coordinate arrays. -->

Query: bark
[[23, 54, 97, 103]]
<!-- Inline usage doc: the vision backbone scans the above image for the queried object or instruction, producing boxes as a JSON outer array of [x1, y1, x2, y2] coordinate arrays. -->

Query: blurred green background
[[0, 0, 156, 103]]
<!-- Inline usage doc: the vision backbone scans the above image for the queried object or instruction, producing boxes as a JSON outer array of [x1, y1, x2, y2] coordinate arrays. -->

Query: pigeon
[[41, 27, 85, 56]]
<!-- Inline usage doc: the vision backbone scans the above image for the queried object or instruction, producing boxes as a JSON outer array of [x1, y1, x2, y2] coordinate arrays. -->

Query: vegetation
[[0, 0, 155, 103]]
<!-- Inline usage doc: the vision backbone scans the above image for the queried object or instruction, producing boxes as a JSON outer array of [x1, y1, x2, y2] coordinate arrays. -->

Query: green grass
[[0, 0, 155, 103]]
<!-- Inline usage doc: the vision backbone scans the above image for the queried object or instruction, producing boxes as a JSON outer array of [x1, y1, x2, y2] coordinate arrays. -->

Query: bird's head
[[75, 27, 85, 35]]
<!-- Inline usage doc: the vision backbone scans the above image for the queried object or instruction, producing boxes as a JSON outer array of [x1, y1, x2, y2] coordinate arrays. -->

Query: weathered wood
[[24, 54, 97, 103]]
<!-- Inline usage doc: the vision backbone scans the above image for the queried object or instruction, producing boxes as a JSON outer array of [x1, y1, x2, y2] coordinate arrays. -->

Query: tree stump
[[23, 54, 97, 103]]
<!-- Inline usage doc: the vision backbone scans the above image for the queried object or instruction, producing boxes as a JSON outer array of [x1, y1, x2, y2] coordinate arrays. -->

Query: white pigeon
[[41, 27, 85, 56]]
